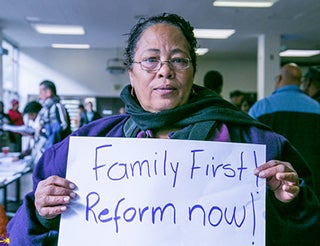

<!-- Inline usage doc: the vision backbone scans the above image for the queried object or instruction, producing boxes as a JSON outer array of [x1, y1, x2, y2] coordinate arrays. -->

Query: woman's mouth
[[154, 86, 177, 96]]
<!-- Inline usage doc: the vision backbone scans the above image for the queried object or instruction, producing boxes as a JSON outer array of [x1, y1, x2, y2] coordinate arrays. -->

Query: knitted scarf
[[120, 84, 269, 140]]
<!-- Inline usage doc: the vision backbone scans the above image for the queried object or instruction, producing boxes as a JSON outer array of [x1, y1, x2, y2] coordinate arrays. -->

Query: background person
[[249, 63, 320, 199], [75, 104, 85, 129], [203, 70, 223, 96], [38, 80, 72, 150], [240, 94, 256, 114], [118, 106, 126, 114], [301, 66, 320, 103], [8, 99, 24, 152], [0, 101, 11, 124], [11, 101, 45, 166], [7, 13, 320, 246], [0, 101, 12, 149], [79, 101, 101, 127], [229, 90, 245, 108]]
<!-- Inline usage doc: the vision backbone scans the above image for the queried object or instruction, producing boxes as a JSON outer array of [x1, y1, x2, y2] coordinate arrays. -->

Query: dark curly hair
[[40, 80, 57, 95], [23, 101, 42, 114], [124, 13, 197, 74]]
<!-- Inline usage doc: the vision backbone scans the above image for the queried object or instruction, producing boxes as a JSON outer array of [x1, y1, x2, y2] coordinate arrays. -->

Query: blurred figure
[[203, 70, 223, 96], [0, 101, 11, 125], [8, 99, 24, 151], [301, 66, 320, 103], [0, 101, 12, 149], [240, 95, 255, 114], [79, 101, 101, 127], [229, 90, 245, 108], [249, 63, 320, 199], [13, 101, 44, 165], [75, 104, 85, 129], [118, 106, 125, 114], [8, 99, 23, 126], [38, 80, 71, 150]]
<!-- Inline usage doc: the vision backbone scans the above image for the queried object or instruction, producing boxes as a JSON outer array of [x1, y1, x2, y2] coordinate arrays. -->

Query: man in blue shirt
[[249, 63, 320, 199]]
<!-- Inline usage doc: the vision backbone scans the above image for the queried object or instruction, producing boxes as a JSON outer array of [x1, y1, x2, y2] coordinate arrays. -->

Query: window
[[1, 40, 19, 111]]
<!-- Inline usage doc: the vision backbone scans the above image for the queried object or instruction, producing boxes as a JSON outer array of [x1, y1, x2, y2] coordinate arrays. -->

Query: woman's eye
[[171, 58, 187, 63], [144, 57, 159, 63]]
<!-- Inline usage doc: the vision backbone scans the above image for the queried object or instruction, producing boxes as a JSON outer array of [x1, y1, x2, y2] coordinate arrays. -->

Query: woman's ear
[[128, 69, 136, 91], [128, 69, 133, 81]]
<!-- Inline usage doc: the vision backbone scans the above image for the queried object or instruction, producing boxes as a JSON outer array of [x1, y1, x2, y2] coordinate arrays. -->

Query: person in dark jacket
[[7, 13, 320, 246], [249, 63, 320, 199], [79, 101, 101, 127], [301, 66, 320, 103]]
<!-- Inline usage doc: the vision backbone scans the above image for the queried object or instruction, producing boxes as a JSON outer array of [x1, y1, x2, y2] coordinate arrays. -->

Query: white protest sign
[[58, 137, 266, 246]]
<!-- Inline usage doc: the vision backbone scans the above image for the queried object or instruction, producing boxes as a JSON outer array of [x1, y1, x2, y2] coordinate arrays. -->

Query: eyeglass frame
[[132, 57, 192, 72]]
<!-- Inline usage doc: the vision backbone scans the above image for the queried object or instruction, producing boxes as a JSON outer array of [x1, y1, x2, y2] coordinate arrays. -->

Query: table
[[0, 153, 32, 212]]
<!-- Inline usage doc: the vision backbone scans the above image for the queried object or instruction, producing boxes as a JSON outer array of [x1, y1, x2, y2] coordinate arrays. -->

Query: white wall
[[18, 48, 259, 107], [195, 55, 258, 100], [18, 48, 130, 107]]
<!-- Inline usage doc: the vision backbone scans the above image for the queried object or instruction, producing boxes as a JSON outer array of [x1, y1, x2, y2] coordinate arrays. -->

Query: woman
[[7, 14, 319, 246]]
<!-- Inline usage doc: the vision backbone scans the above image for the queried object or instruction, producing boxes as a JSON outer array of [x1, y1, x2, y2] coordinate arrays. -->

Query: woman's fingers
[[35, 175, 77, 219], [254, 160, 300, 203]]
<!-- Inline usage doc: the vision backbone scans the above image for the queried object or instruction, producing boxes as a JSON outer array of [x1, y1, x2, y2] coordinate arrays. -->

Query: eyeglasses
[[133, 57, 191, 72]]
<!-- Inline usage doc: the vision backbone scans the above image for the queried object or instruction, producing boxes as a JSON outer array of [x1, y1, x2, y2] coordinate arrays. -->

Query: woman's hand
[[254, 160, 300, 203], [35, 175, 76, 219]]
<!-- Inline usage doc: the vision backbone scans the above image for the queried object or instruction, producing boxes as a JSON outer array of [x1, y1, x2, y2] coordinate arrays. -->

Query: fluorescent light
[[51, 44, 90, 49], [194, 29, 235, 39], [213, 0, 278, 8], [33, 24, 85, 35], [279, 50, 320, 57], [196, 48, 209, 56]]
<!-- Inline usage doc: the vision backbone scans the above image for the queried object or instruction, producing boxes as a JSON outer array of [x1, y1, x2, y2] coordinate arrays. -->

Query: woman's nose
[[157, 62, 175, 79]]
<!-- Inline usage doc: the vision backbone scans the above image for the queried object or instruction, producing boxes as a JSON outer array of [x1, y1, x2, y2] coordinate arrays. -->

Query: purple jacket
[[7, 114, 320, 246]]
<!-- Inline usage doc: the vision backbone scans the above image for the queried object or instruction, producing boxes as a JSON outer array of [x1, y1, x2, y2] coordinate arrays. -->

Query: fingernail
[[63, 196, 70, 202], [70, 192, 76, 199], [259, 171, 266, 177], [69, 183, 76, 189]]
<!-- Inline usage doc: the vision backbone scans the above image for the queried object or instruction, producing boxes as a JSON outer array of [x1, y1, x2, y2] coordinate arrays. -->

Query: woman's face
[[128, 24, 194, 113]]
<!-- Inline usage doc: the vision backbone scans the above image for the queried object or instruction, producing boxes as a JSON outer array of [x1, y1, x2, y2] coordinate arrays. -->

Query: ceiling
[[1, 0, 320, 64]]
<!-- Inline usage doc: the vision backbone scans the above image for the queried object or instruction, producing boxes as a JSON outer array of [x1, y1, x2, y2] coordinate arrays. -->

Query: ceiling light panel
[[51, 44, 90, 49], [213, 0, 278, 8], [194, 29, 235, 39], [33, 24, 85, 35], [196, 48, 209, 56], [279, 50, 320, 57]]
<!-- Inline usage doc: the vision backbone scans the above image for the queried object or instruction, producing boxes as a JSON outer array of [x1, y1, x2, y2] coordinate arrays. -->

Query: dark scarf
[[120, 84, 269, 140]]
